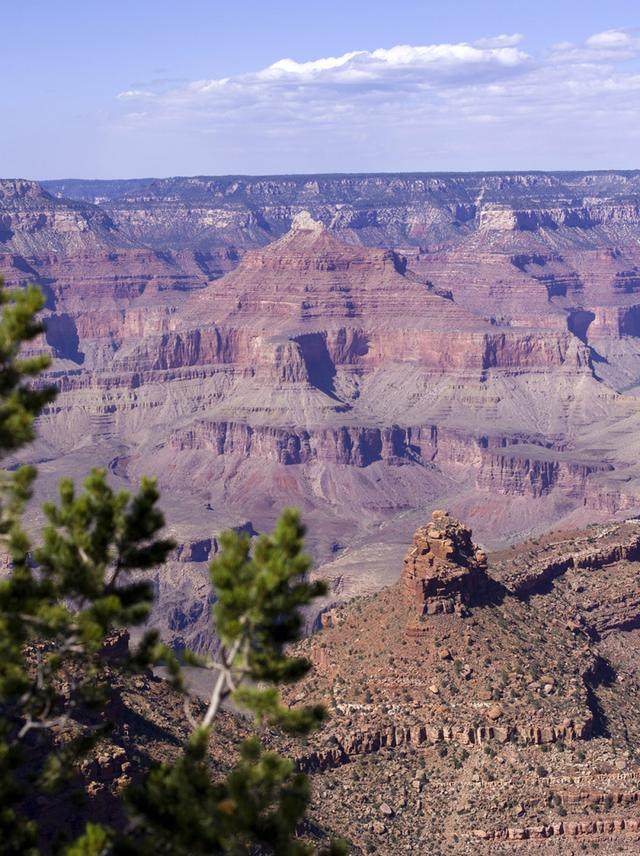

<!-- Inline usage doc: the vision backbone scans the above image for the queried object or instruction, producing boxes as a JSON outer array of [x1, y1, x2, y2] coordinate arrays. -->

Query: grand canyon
[[2, 171, 640, 645], [3, 170, 640, 851]]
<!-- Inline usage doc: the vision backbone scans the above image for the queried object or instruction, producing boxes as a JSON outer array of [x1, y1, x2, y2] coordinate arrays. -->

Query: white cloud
[[474, 34, 524, 49], [125, 38, 532, 102], [369, 42, 528, 69], [551, 28, 640, 62], [117, 89, 156, 100], [586, 29, 635, 49], [259, 51, 366, 78], [111, 30, 640, 172]]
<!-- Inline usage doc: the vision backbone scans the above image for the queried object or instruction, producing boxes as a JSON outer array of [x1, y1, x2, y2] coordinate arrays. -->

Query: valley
[[2, 171, 640, 647]]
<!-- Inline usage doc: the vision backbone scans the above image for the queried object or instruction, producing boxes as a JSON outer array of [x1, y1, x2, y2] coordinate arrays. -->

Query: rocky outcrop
[[479, 202, 640, 233], [402, 511, 489, 621], [0, 179, 124, 255], [271, 515, 640, 856], [495, 523, 640, 596], [297, 714, 592, 772], [172, 537, 217, 563], [473, 817, 640, 842], [170, 421, 409, 467], [476, 448, 613, 498]]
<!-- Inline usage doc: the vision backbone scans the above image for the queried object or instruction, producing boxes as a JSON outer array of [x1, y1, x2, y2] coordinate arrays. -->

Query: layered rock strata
[[4, 174, 640, 647]]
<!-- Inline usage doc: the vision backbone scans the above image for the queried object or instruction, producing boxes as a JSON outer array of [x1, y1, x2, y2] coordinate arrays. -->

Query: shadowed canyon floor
[[3, 172, 640, 646]]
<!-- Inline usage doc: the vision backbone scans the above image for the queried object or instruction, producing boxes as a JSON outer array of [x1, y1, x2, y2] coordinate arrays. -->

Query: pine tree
[[0, 277, 347, 855]]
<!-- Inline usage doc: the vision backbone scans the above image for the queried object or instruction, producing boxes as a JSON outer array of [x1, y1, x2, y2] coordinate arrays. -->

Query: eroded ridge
[[279, 515, 640, 852]]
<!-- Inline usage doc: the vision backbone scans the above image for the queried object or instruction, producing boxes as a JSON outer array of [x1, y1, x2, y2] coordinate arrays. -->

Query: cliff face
[[3, 172, 640, 648], [0, 179, 124, 255], [42, 170, 640, 254]]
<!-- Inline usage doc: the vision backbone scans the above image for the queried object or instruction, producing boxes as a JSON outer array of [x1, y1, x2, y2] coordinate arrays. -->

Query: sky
[[1, 0, 639, 179]]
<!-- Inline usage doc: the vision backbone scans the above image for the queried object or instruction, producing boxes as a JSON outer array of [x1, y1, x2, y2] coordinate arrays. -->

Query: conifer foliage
[[0, 278, 346, 855]]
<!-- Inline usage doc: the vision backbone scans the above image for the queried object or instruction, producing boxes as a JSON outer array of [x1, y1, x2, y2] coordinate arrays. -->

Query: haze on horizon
[[2, 0, 639, 180]]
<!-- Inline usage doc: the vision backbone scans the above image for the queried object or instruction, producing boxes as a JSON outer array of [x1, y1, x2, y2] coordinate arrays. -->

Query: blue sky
[[2, 0, 639, 178]]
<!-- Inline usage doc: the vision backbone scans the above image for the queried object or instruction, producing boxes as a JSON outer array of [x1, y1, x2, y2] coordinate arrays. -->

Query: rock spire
[[402, 510, 488, 625]]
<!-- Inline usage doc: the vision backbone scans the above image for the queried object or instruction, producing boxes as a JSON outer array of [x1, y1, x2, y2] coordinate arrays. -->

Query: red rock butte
[[402, 510, 489, 624], [282, 516, 640, 852]]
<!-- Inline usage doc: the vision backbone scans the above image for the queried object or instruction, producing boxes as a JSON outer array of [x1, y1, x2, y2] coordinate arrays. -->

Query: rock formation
[[13, 518, 640, 854], [402, 510, 488, 621]]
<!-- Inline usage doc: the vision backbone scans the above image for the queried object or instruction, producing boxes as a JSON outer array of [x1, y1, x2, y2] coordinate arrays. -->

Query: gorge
[[2, 171, 640, 647]]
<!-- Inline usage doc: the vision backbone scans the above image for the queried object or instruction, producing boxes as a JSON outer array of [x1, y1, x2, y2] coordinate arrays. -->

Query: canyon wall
[[3, 172, 640, 647]]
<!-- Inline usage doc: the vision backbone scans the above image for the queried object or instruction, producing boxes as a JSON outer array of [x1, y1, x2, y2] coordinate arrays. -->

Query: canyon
[[2, 171, 640, 647], [4, 170, 640, 853]]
